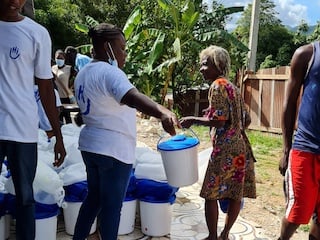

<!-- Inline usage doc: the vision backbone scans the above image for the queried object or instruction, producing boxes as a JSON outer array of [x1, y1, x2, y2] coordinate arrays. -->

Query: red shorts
[[284, 149, 320, 224]]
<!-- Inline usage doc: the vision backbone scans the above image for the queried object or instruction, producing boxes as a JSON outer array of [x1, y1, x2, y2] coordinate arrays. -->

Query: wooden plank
[[273, 80, 285, 129], [260, 80, 272, 128], [244, 74, 289, 81], [248, 125, 282, 134], [250, 79, 260, 128]]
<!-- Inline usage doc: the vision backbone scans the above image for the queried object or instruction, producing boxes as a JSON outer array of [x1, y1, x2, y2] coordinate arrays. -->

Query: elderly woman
[[72, 23, 179, 240], [180, 45, 256, 240]]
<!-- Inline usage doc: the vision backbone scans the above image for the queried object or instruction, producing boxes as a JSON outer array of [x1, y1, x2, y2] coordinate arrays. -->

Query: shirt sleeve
[[34, 25, 53, 80], [204, 80, 230, 121], [104, 67, 135, 103]]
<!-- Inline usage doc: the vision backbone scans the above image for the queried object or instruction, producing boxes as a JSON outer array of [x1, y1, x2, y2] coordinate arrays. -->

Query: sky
[[205, 0, 320, 30]]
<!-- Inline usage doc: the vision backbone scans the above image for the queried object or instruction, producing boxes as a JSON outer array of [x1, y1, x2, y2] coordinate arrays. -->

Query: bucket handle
[[157, 127, 199, 146]]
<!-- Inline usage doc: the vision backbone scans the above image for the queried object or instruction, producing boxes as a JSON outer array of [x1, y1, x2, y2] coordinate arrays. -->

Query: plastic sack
[[135, 179, 178, 204], [125, 170, 136, 200], [62, 143, 83, 168], [219, 198, 244, 213], [33, 160, 65, 206], [64, 181, 88, 202], [35, 202, 60, 220], [58, 162, 87, 186], [134, 151, 167, 182]]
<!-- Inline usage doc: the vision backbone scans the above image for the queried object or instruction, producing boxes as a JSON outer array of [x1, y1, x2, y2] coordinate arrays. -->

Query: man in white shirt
[[0, 1, 66, 239]]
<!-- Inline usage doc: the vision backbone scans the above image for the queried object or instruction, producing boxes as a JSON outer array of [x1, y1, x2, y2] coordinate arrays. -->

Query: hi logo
[[10, 46, 20, 60]]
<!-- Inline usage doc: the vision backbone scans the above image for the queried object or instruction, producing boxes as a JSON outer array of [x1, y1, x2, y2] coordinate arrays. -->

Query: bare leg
[[204, 199, 219, 240], [310, 219, 320, 240], [279, 217, 300, 240], [219, 199, 241, 240]]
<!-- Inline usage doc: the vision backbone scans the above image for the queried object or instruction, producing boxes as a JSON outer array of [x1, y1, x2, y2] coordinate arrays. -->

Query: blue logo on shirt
[[77, 85, 91, 115], [10, 46, 21, 59]]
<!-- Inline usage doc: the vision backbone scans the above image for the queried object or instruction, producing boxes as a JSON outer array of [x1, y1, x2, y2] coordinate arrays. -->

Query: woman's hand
[[179, 116, 195, 129]]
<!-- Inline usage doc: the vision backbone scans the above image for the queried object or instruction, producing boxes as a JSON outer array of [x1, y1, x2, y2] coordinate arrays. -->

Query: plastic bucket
[[35, 202, 60, 240], [157, 130, 199, 187], [35, 215, 57, 240], [118, 198, 137, 235], [0, 216, 5, 240], [63, 201, 97, 235], [4, 215, 11, 240], [140, 201, 172, 237]]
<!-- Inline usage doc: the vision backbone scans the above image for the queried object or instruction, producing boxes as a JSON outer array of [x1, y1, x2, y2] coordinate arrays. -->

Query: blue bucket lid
[[157, 134, 199, 151]]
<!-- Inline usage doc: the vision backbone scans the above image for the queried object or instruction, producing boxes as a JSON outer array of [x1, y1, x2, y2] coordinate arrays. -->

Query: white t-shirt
[[0, 17, 53, 142], [34, 85, 62, 132], [74, 61, 136, 164]]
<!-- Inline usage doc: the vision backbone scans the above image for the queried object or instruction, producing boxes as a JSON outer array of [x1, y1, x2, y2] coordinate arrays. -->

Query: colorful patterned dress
[[200, 78, 256, 201]]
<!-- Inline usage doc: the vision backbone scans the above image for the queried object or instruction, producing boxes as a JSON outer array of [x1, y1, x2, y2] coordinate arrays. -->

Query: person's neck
[[92, 58, 107, 63], [0, 13, 24, 22]]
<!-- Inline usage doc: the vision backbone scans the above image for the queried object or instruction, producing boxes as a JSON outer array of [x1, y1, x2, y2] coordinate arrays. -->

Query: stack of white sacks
[[0, 124, 89, 240], [0, 123, 212, 239]]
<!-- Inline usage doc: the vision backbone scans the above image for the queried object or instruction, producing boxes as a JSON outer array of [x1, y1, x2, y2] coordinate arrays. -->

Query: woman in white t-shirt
[[73, 23, 180, 240], [52, 49, 75, 124]]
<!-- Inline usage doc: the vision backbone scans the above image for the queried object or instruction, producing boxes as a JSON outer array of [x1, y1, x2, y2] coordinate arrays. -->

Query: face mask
[[55, 59, 65, 67], [106, 42, 118, 68]]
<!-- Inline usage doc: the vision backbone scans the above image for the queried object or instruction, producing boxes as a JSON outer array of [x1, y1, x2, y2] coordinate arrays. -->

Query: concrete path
[[5, 183, 271, 240]]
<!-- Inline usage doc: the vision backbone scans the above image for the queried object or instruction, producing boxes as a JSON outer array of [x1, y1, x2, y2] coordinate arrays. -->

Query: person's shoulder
[[64, 64, 72, 70], [293, 43, 313, 59], [77, 53, 91, 60], [51, 64, 58, 71], [23, 17, 49, 32]]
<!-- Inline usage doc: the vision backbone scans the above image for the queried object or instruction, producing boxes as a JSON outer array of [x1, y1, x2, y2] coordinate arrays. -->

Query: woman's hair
[[199, 45, 231, 78], [88, 23, 124, 53], [55, 49, 65, 58]]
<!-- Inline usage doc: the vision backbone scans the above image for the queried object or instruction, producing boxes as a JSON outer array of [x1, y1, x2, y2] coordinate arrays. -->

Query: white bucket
[[35, 215, 57, 240], [63, 202, 97, 235], [4, 215, 11, 240], [0, 216, 5, 240], [140, 201, 172, 237], [118, 199, 137, 235], [158, 131, 199, 187]]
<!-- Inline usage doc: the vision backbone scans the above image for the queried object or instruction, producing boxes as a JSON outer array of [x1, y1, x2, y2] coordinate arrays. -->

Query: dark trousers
[[0, 140, 37, 240], [73, 151, 132, 240], [60, 97, 72, 124]]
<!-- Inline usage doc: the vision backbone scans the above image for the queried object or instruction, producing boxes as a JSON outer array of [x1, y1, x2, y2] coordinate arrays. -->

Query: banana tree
[[151, 0, 247, 103]]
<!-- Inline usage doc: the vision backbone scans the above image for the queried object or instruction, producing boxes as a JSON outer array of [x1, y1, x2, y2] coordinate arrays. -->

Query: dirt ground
[[136, 115, 309, 240]]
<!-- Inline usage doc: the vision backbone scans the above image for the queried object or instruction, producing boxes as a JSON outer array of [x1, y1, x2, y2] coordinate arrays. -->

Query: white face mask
[[106, 42, 118, 68], [55, 59, 65, 67]]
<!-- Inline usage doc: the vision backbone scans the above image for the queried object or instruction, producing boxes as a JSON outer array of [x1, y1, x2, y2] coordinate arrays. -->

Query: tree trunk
[[22, 0, 35, 19]]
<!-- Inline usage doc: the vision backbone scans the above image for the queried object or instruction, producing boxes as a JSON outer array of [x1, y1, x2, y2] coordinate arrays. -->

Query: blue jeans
[[73, 151, 133, 240], [0, 140, 37, 240]]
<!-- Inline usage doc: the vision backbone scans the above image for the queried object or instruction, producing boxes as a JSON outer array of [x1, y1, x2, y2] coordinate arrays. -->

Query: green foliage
[[34, 0, 87, 51], [232, 0, 295, 69], [34, 0, 246, 110], [307, 21, 320, 42]]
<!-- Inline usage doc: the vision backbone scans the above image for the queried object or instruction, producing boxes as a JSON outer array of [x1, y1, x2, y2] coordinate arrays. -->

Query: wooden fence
[[173, 66, 292, 134], [241, 66, 290, 133]]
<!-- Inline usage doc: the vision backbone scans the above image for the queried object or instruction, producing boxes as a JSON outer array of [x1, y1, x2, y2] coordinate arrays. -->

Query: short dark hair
[[88, 23, 124, 53], [64, 46, 77, 55]]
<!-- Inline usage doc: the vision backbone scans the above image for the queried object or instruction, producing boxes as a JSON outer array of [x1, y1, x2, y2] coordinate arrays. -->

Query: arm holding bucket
[[121, 88, 181, 136]]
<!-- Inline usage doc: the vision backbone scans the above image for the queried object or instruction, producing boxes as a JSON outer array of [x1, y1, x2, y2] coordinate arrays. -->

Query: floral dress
[[200, 78, 256, 201]]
